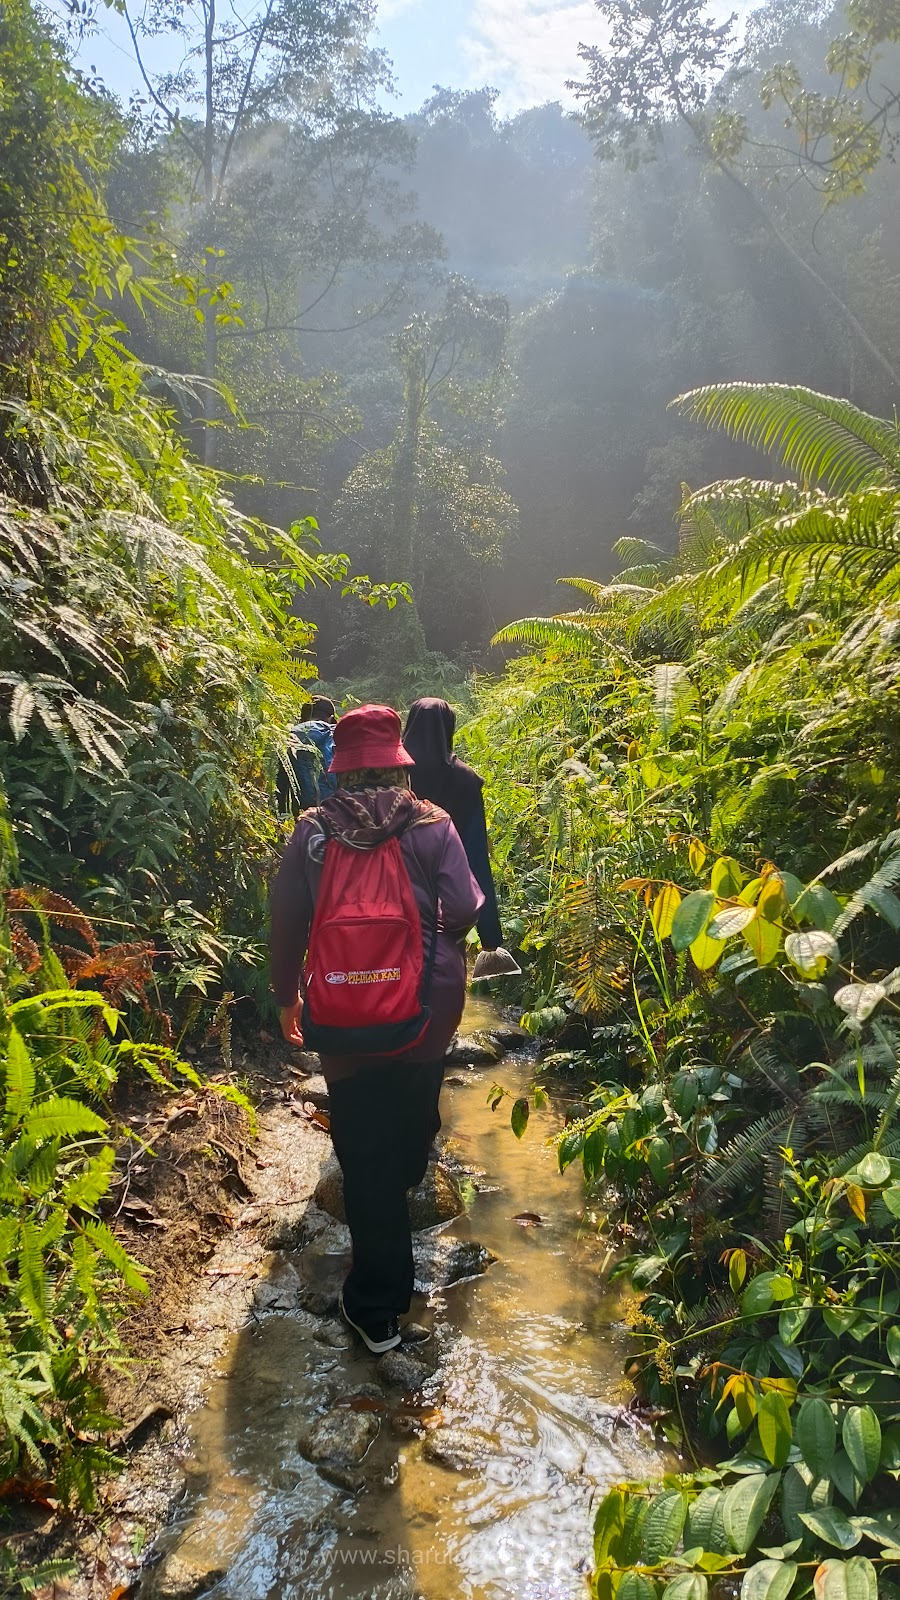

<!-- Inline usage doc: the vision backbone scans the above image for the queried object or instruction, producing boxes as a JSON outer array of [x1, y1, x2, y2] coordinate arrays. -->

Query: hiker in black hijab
[[403, 697, 503, 952]]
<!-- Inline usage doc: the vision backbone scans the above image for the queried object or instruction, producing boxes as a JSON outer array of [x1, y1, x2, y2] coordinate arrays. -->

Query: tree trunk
[[202, 0, 218, 468], [386, 346, 428, 664]]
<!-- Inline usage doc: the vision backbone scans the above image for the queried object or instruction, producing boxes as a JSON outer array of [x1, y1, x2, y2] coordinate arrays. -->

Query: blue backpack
[[288, 720, 337, 810]]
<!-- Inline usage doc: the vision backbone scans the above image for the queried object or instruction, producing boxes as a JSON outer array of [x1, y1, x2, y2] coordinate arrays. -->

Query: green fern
[[673, 382, 900, 492]]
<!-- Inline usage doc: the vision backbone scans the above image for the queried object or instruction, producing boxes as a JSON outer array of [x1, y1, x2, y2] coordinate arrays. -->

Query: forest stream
[[145, 1000, 665, 1600]]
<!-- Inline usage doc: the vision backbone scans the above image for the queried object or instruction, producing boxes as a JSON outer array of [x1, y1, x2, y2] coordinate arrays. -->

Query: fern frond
[[673, 383, 900, 492], [699, 1108, 797, 1201]]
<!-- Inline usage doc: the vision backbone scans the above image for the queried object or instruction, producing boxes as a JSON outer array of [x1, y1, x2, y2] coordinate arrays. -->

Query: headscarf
[[402, 698, 484, 832], [315, 786, 438, 850]]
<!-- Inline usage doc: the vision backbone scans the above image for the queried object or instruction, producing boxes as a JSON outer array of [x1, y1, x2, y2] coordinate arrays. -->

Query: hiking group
[[269, 697, 517, 1354]]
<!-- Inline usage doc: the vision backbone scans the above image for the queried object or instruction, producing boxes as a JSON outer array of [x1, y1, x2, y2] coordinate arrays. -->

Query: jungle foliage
[[466, 380, 900, 1598]]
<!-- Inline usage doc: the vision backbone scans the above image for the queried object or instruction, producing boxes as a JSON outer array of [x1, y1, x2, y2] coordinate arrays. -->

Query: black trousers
[[327, 1060, 444, 1327]]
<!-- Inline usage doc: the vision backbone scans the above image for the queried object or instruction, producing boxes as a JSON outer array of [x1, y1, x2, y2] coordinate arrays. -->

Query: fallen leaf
[[334, 1395, 387, 1413], [512, 1212, 544, 1226]]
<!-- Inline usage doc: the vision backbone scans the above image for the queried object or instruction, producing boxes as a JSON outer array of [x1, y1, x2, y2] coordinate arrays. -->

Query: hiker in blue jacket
[[278, 697, 338, 816]]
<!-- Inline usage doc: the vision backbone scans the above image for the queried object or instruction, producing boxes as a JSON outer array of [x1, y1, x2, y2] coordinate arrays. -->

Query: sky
[[56, 0, 609, 116]]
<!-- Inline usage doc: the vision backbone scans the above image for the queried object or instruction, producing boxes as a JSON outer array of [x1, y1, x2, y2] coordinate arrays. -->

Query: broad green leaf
[[813, 1557, 877, 1600], [510, 1097, 530, 1139], [757, 1389, 792, 1467], [779, 1303, 810, 1345], [792, 882, 842, 930], [883, 1185, 900, 1217], [632, 1254, 669, 1287], [852, 1513, 900, 1551], [886, 1325, 900, 1369], [594, 1488, 626, 1565], [617, 1576, 657, 1600], [784, 930, 839, 979], [833, 983, 885, 1025], [689, 839, 708, 874], [662, 1579, 708, 1600], [842, 1408, 881, 1484], [711, 856, 744, 897], [652, 883, 682, 939], [758, 875, 789, 920], [690, 922, 725, 971], [830, 1451, 863, 1509], [723, 1472, 781, 1554], [853, 1151, 891, 1187], [684, 1488, 727, 1555], [781, 1466, 811, 1542], [742, 916, 782, 965], [797, 1400, 836, 1476], [708, 905, 757, 941], [641, 1492, 688, 1562], [648, 1136, 674, 1187], [741, 1560, 797, 1600], [671, 891, 715, 952], [800, 1508, 861, 1550]]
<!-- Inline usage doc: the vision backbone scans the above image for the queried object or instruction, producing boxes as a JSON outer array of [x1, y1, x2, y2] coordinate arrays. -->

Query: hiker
[[269, 704, 483, 1354], [277, 696, 337, 816], [403, 697, 518, 977]]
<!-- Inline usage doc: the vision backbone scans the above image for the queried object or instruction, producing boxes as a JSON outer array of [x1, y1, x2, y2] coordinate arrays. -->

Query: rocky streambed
[[40, 1007, 664, 1600]]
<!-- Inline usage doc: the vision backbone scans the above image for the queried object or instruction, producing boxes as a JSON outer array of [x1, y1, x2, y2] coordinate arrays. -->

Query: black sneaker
[[339, 1290, 401, 1354]]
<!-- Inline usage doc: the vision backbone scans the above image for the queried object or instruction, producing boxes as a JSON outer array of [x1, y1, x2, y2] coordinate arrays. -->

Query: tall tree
[[333, 277, 516, 665], [115, 0, 438, 463], [573, 0, 900, 391]]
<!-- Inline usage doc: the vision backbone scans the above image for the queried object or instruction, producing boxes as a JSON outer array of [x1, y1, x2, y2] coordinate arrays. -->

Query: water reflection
[[149, 1005, 664, 1598]]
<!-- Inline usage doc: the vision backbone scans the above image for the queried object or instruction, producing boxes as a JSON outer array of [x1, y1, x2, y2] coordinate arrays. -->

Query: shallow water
[[156, 1002, 664, 1599]]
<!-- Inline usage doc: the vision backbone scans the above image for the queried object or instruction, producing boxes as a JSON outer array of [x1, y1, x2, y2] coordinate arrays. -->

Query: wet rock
[[318, 1463, 365, 1494], [297, 1285, 340, 1317], [412, 1234, 496, 1293], [314, 1155, 463, 1232], [422, 1424, 489, 1472], [299, 1408, 380, 1467], [484, 1024, 531, 1051], [444, 1072, 473, 1087], [261, 1205, 309, 1250], [444, 1032, 504, 1066], [378, 1348, 433, 1391], [400, 1321, 432, 1345], [314, 1318, 353, 1349], [145, 1549, 227, 1598], [297, 1221, 351, 1291], [390, 1413, 424, 1439]]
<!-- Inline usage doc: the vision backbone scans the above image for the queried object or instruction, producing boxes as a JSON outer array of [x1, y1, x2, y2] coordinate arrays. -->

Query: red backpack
[[301, 818, 436, 1056]]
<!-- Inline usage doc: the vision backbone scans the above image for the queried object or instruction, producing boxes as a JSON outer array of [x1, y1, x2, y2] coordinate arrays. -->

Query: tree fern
[[673, 383, 900, 492]]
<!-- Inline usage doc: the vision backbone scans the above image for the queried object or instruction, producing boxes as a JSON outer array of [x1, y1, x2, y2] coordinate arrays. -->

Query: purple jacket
[[269, 788, 484, 1080]]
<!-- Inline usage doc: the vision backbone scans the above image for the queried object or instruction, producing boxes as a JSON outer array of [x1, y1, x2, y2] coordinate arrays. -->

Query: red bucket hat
[[328, 704, 415, 774]]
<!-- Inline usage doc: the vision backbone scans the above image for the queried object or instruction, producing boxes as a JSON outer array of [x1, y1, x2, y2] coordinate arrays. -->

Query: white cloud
[[461, 0, 604, 111]]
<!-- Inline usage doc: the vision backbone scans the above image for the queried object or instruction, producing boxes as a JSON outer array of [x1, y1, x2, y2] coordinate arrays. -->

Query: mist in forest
[[72, 0, 900, 675]]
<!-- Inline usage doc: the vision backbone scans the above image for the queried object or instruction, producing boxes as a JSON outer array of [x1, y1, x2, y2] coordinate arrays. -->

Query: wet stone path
[[141, 1002, 664, 1600]]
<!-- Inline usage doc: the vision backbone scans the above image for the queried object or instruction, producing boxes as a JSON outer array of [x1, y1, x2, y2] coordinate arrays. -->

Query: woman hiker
[[402, 697, 518, 978], [269, 704, 483, 1354]]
